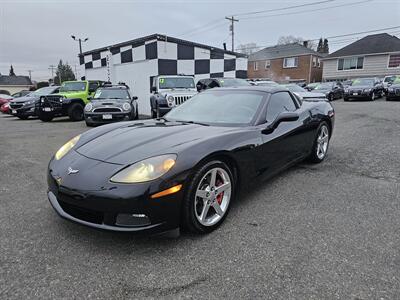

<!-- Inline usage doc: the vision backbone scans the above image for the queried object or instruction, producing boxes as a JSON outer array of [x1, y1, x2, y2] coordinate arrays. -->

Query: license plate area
[[102, 114, 112, 120], [12, 110, 17, 114], [44, 107, 52, 112]]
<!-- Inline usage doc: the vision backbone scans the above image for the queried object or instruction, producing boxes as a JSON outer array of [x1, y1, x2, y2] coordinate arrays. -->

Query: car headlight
[[344, 89, 349, 93], [85, 103, 93, 112], [55, 134, 81, 160], [364, 88, 371, 92], [110, 154, 177, 183], [40, 97, 45, 103], [122, 103, 131, 111], [167, 96, 174, 102], [388, 88, 394, 92]]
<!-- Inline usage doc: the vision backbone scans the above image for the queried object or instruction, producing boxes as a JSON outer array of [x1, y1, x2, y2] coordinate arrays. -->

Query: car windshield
[[315, 83, 332, 90], [256, 81, 278, 87], [352, 79, 374, 86], [60, 82, 86, 92], [392, 76, 400, 84], [384, 76, 396, 83], [165, 90, 264, 126], [281, 84, 306, 92], [29, 87, 56, 96], [93, 88, 130, 99], [218, 78, 251, 87], [158, 77, 195, 89]]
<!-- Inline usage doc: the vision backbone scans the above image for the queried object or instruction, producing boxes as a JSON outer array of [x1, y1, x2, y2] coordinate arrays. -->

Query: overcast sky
[[1, 0, 399, 81]]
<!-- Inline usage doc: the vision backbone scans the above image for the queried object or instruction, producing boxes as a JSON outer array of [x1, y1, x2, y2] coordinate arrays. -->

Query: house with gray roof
[[248, 43, 325, 83], [322, 33, 400, 81], [0, 75, 33, 94]]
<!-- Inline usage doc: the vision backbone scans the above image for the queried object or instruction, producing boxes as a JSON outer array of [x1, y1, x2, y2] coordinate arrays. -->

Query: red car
[[1, 102, 11, 114], [0, 94, 13, 107]]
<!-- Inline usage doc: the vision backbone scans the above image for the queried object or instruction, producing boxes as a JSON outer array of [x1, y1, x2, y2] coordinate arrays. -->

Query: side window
[[89, 82, 99, 92], [266, 92, 297, 122], [208, 80, 219, 89]]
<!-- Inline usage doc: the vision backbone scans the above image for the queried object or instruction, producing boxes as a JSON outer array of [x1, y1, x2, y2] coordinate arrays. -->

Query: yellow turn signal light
[[151, 184, 183, 199]]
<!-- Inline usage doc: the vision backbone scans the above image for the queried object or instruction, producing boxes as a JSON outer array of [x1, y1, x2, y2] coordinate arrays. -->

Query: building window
[[317, 58, 321, 67], [254, 62, 258, 71], [283, 57, 298, 68], [313, 57, 317, 67], [338, 57, 363, 70], [265, 60, 271, 69], [388, 54, 400, 68]]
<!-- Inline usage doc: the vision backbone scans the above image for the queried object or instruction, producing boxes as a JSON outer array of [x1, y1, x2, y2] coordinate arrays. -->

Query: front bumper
[[47, 169, 183, 234], [158, 106, 172, 117], [344, 91, 372, 99], [386, 90, 400, 100], [85, 112, 131, 124], [10, 104, 37, 117]]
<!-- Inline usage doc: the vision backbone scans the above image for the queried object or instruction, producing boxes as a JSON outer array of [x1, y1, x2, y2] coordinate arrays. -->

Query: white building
[[80, 34, 248, 115]]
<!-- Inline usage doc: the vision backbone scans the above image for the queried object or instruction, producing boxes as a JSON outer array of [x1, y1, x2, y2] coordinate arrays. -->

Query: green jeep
[[38, 80, 102, 122]]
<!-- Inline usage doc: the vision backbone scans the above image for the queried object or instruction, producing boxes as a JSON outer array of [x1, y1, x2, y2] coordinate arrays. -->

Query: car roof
[[203, 86, 289, 94]]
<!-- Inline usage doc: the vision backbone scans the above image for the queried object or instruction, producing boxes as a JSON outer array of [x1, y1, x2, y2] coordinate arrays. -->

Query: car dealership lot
[[1, 99, 399, 299]]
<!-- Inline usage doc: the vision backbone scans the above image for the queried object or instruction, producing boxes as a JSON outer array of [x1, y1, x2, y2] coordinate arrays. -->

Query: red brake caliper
[[215, 179, 224, 205]]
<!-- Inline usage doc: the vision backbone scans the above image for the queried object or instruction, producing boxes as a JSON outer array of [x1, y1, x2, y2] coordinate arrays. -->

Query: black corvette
[[47, 87, 334, 235]]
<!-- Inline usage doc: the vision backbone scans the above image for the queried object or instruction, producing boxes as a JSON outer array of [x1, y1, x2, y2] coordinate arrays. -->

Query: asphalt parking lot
[[1, 97, 399, 299]]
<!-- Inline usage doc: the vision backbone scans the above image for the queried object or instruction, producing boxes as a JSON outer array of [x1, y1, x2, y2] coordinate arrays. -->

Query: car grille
[[9, 103, 23, 109], [93, 107, 122, 113], [351, 90, 362, 94], [58, 199, 104, 224], [42, 95, 62, 108], [174, 96, 191, 106]]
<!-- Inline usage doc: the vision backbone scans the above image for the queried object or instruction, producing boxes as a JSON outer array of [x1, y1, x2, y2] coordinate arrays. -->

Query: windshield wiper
[[180, 120, 210, 126]]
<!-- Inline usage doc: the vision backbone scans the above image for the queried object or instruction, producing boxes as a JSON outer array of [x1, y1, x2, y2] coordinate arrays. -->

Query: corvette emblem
[[67, 167, 79, 175]]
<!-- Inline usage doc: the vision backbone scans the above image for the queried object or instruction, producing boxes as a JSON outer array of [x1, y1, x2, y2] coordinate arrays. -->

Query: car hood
[[311, 89, 329, 93], [10, 95, 38, 103], [348, 85, 373, 90], [76, 120, 236, 165], [91, 99, 129, 106]]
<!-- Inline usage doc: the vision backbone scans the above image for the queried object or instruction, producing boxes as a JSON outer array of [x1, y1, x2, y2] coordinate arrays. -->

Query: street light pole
[[71, 35, 89, 55]]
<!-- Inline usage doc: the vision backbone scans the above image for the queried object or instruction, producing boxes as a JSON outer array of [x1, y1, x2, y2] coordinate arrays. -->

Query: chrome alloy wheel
[[194, 167, 232, 226], [316, 125, 329, 160]]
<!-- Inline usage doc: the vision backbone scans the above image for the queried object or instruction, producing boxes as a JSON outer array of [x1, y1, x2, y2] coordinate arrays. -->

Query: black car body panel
[[311, 82, 344, 101], [47, 87, 334, 234]]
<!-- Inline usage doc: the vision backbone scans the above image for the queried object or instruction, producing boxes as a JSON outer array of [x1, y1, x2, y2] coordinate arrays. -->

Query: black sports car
[[9, 86, 60, 119], [47, 87, 335, 235], [84, 84, 139, 126], [343, 77, 384, 101]]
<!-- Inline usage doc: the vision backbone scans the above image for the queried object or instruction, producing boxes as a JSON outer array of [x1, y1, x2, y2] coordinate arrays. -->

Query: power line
[[240, 0, 373, 20], [233, 0, 335, 17]]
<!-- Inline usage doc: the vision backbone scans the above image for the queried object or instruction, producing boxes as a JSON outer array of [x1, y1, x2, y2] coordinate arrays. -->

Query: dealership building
[[80, 34, 248, 114]]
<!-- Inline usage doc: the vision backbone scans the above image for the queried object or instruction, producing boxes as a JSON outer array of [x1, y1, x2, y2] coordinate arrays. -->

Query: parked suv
[[311, 82, 344, 101], [196, 77, 251, 92], [343, 77, 384, 101], [9, 86, 60, 119], [84, 83, 138, 126], [37, 80, 102, 122], [386, 76, 400, 101], [150, 75, 196, 118]]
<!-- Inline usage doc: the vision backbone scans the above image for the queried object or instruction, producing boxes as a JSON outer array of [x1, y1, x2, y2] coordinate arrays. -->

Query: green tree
[[317, 38, 323, 53], [323, 39, 329, 53], [9, 65, 16, 76], [54, 60, 76, 84]]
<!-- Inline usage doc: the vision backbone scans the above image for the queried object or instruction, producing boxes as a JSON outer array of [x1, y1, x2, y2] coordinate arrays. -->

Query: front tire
[[182, 160, 235, 234], [370, 92, 375, 101], [308, 122, 330, 163], [68, 103, 84, 121], [38, 113, 53, 122], [17, 115, 29, 120]]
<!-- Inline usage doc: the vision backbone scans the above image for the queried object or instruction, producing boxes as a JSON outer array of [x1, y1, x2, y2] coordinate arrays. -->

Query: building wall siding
[[247, 54, 322, 83], [323, 53, 400, 80]]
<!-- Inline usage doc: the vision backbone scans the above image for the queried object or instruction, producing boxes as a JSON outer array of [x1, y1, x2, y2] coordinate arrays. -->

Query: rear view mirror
[[262, 112, 299, 134], [132, 96, 138, 100]]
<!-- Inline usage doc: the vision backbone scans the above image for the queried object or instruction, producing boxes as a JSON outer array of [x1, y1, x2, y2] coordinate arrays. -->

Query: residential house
[[0, 75, 33, 94], [248, 43, 325, 83], [322, 33, 400, 81]]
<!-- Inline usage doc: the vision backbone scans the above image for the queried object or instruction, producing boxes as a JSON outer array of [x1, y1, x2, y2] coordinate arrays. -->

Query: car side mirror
[[87, 96, 92, 101], [151, 86, 157, 93], [132, 96, 138, 100], [196, 84, 202, 92], [262, 112, 299, 134]]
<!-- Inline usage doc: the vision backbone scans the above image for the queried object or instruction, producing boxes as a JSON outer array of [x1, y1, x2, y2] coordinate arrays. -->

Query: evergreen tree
[[317, 38, 323, 53], [54, 60, 76, 84], [9, 65, 16, 76], [323, 39, 329, 53]]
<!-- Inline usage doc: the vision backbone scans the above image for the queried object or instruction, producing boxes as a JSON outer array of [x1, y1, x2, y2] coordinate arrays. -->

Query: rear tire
[[68, 103, 84, 121], [308, 122, 330, 164], [182, 160, 235, 234]]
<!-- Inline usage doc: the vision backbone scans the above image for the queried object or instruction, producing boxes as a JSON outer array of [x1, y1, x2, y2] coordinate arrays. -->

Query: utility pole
[[27, 70, 33, 80], [48, 65, 56, 80], [225, 16, 239, 52], [71, 35, 89, 55]]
